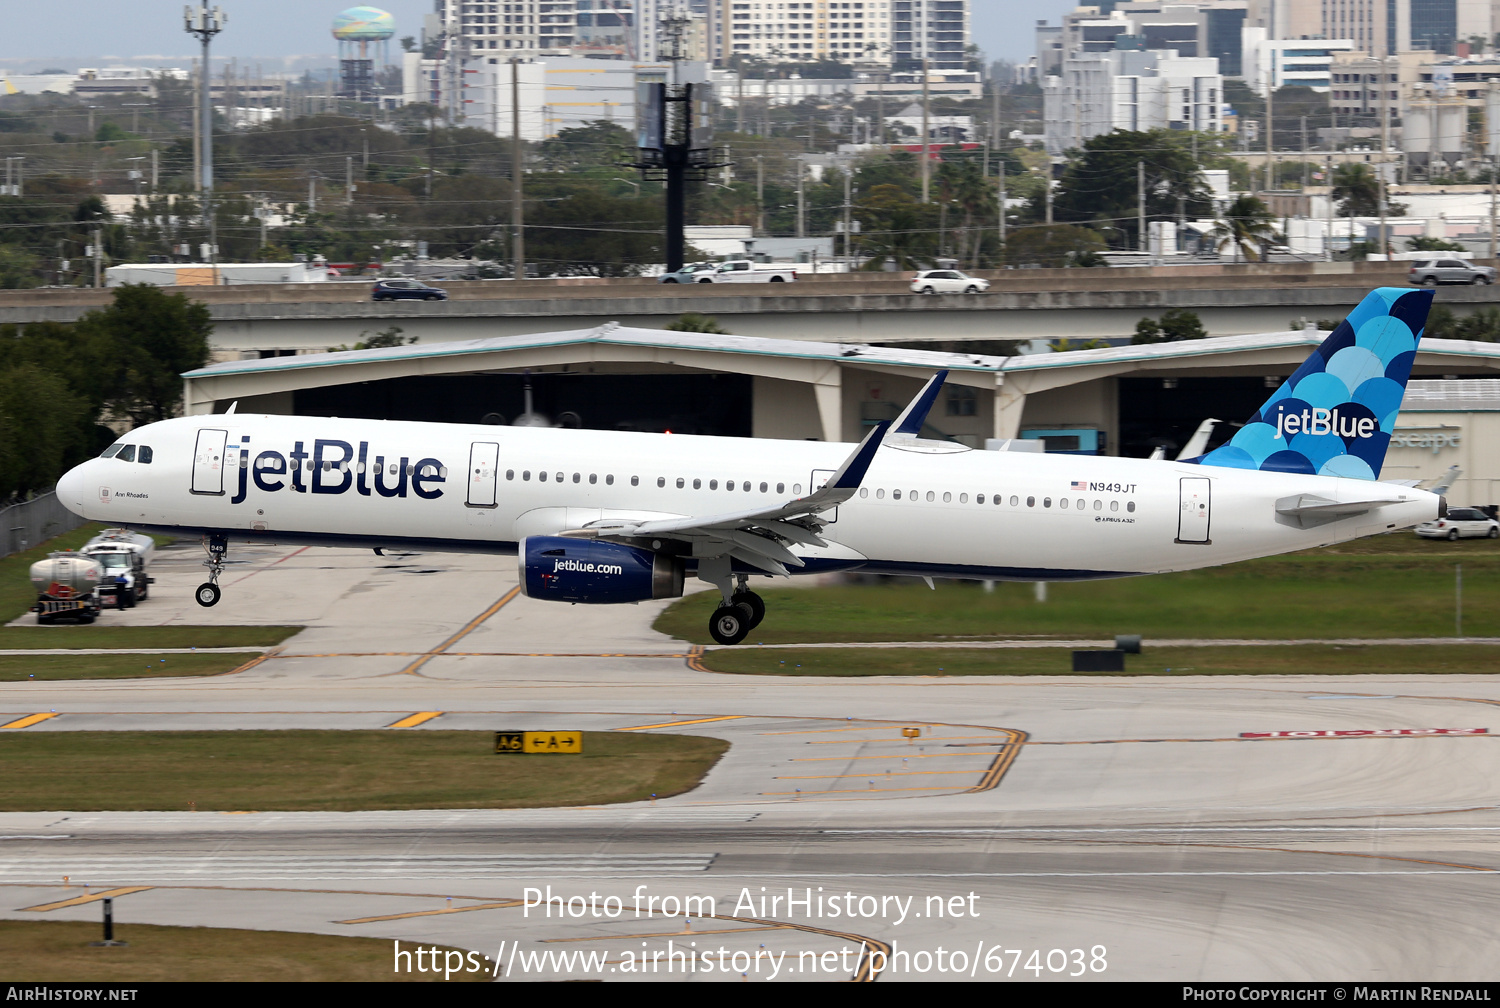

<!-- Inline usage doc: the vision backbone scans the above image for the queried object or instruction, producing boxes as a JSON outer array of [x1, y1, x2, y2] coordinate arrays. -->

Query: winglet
[[890, 370, 949, 436], [827, 420, 891, 490]]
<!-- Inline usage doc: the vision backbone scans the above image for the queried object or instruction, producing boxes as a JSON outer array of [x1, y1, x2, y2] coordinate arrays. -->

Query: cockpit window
[[100, 444, 122, 458], [116, 445, 136, 463], [137, 446, 153, 464]]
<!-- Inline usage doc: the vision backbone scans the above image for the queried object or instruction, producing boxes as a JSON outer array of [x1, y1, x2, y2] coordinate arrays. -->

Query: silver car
[[1407, 258, 1496, 286], [1415, 507, 1499, 540]]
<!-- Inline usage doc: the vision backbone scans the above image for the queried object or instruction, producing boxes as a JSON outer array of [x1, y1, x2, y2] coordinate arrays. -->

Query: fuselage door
[[1176, 476, 1211, 544], [810, 468, 839, 523], [190, 428, 229, 496], [467, 442, 500, 508]]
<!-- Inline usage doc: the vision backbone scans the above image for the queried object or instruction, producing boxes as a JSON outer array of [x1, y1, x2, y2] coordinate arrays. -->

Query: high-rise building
[[891, 1, 970, 70], [724, 0, 895, 67], [434, 0, 577, 54], [1043, 47, 1223, 154]]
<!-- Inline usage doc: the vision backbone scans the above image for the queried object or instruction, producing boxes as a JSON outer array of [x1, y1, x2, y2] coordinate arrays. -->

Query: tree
[[80, 285, 212, 425], [1132, 309, 1208, 344], [1424, 304, 1500, 342], [664, 313, 729, 334], [1406, 236, 1467, 252], [1209, 195, 1281, 262], [1048, 336, 1110, 352], [1332, 163, 1405, 218], [1051, 130, 1214, 249], [1002, 223, 1106, 268], [0, 364, 89, 500]]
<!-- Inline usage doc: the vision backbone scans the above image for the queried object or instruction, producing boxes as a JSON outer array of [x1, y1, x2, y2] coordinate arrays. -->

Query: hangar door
[[191, 428, 228, 495], [1176, 477, 1211, 544], [467, 442, 500, 508]]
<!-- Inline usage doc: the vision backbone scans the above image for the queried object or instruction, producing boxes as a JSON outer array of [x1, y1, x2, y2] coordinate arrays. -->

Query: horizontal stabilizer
[[1275, 491, 1410, 529]]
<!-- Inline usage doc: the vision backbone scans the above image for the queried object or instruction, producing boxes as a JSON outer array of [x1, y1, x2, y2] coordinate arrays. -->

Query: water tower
[[332, 6, 394, 102]]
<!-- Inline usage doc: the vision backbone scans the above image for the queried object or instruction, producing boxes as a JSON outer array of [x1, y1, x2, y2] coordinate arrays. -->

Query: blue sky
[[0, 1, 1072, 67]]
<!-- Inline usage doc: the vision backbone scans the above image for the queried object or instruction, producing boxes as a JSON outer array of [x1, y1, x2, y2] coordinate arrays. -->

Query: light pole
[[184, 5, 227, 278]]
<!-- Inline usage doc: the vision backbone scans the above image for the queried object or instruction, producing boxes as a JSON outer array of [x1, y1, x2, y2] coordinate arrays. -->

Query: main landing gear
[[195, 534, 227, 608], [708, 574, 765, 646]]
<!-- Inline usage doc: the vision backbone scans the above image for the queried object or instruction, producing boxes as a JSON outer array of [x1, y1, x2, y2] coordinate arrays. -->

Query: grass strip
[[0, 730, 729, 811], [699, 644, 1500, 677], [657, 537, 1500, 645], [0, 652, 258, 682], [0, 522, 299, 649], [0, 920, 488, 982]]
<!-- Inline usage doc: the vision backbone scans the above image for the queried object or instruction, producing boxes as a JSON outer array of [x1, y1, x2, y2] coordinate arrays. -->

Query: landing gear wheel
[[195, 583, 221, 607], [1447, 528, 1460, 541], [199, 533, 228, 608], [708, 603, 754, 645], [730, 591, 765, 629]]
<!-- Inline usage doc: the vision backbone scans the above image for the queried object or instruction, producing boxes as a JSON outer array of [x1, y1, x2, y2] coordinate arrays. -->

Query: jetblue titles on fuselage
[[230, 436, 447, 505]]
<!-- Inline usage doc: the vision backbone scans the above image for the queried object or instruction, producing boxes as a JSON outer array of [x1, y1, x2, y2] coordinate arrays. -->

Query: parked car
[[910, 270, 990, 294], [372, 279, 449, 301], [1407, 258, 1496, 286], [1415, 507, 1499, 540]]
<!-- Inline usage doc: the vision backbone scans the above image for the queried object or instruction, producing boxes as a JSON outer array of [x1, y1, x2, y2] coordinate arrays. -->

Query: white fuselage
[[56, 414, 1441, 582]]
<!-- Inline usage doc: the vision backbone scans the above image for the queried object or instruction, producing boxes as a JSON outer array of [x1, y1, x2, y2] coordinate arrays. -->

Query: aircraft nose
[[55, 460, 94, 516]]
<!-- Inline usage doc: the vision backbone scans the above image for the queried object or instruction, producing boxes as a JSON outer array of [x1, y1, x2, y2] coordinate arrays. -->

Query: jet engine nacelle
[[519, 536, 684, 604]]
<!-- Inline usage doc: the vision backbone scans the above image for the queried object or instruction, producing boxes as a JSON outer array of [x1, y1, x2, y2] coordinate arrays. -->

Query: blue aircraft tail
[[1193, 286, 1433, 480]]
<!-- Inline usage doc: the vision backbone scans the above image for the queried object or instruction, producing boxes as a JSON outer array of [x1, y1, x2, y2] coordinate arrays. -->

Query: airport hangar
[[182, 322, 1500, 507]]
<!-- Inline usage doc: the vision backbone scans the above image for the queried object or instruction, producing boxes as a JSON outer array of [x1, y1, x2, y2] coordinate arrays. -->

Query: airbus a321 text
[[56, 287, 1443, 645]]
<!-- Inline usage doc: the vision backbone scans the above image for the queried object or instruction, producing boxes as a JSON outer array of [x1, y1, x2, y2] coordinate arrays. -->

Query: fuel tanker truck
[[80, 528, 155, 609], [30, 551, 104, 624]]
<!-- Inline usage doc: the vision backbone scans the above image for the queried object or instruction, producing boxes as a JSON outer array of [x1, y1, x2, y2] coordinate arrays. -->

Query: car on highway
[[372, 279, 449, 301], [910, 270, 990, 294], [1407, 258, 1496, 286], [1415, 507, 1499, 540], [657, 264, 719, 284]]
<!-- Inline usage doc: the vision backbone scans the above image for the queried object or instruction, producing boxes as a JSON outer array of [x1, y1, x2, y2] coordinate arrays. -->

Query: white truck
[[80, 528, 156, 609], [706, 260, 798, 283], [30, 552, 104, 624]]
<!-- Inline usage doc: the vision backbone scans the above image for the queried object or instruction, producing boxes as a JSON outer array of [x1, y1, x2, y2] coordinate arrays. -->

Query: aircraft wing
[[562, 420, 891, 575]]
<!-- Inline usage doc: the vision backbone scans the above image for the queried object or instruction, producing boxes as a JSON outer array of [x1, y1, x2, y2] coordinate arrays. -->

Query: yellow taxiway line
[[0, 713, 59, 730], [21, 887, 153, 912], [386, 711, 444, 729]]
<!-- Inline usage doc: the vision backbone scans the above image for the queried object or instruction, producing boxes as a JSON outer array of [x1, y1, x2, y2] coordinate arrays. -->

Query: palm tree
[[1210, 195, 1281, 262]]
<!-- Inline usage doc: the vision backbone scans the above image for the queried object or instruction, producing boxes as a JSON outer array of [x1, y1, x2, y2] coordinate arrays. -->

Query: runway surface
[[2, 540, 1497, 982]]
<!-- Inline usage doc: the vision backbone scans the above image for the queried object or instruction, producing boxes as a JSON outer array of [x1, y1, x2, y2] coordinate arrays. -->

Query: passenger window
[[100, 444, 122, 458], [1076, 498, 1084, 510], [693, 478, 702, 489], [1043, 497, 1052, 508], [554, 472, 562, 482], [506, 469, 514, 480], [959, 493, 967, 503], [523, 470, 531, 481], [117, 445, 136, 462], [1093, 499, 1102, 511], [892, 489, 902, 500], [777, 483, 785, 494], [630, 476, 637, 486], [1060, 498, 1069, 509], [676, 478, 685, 488], [573, 473, 581, 483], [1110, 500, 1118, 511], [726, 480, 734, 491], [976, 494, 984, 504], [942, 492, 951, 503], [876, 488, 886, 499], [1127, 501, 1136, 512], [1010, 495, 1019, 506], [1026, 496, 1035, 507], [760, 482, 768, 493], [539, 471, 548, 482], [910, 490, 918, 502], [137, 446, 153, 464], [859, 487, 868, 498], [709, 479, 718, 490], [793, 484, 801, 494], [438, 466, 447, 478], [589, 474, 597, 484]]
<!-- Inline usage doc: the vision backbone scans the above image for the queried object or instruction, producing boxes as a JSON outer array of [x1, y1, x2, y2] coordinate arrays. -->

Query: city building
[[1241, 28, 1354, 94], [432, 0, 579, 54], [890, 0, 969, 71], [725, 0, 895, 68], [1043, 46, 1224, 154], [575, 0, 635, 56]]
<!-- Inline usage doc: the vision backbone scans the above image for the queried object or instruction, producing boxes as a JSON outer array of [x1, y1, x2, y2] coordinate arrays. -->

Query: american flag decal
[[1070, 481, 1087, 490]]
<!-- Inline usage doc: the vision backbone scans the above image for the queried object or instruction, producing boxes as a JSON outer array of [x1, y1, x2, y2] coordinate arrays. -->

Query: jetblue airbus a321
[[55, 287, 1443, 645]]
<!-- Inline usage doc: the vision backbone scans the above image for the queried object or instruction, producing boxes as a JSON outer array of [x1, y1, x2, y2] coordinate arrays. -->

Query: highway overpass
[[5, 261, 1498, 353]]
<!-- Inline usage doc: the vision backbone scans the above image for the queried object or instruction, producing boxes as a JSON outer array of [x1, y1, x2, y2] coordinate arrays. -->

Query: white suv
[[910, 270, 990, 294], [1415, 507, 1499, 540]]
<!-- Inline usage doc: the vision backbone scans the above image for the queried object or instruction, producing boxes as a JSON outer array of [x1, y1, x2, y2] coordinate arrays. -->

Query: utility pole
[[92, 225, 102, 288], [184, 5, 226, 279], [308, 172, 317, 213], [1264, 76, 1274, 191], [1137, 160, 1146, 254], [796, 158, 806, 238], [1380, 56, 1391, 258], [345, 156, 353, 206], [843, 167, 853, 268], [1326, 151, 1335, 262], [998, 158, 1007, 251], [150, 148, 158, 191], [511, 58, 525, 280], [755, 155, 764, 236], [920, 57, 931, 202], [1045, 177, 1053, 225]]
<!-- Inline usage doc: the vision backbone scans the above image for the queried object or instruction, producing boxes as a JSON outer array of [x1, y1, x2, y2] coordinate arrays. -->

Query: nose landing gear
[[195, 534, 227, 608]]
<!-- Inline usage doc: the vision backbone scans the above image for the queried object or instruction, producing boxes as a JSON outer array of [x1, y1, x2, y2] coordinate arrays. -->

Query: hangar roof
[[184, 322, 1009, 381]]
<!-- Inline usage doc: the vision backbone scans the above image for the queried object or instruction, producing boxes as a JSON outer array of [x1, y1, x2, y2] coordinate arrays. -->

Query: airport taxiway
[[2, 540, 1498, 981]]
